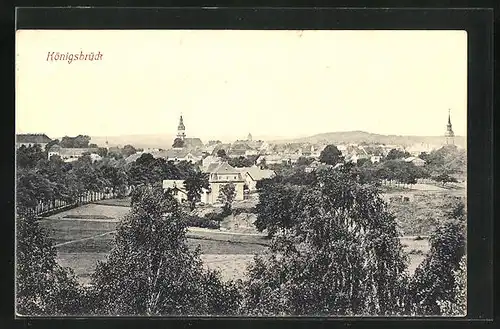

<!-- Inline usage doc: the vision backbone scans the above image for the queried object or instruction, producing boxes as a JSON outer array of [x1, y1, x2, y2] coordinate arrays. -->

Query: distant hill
[[89, 134, 177, 149], [86, 131, 466, 149], [271, 131, 466, 148]]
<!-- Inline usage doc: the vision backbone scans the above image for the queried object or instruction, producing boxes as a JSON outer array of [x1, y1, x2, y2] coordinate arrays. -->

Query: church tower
[[177, 114, 186, 140], [247, 133, 253, 141], [444, 109, 455, 145]]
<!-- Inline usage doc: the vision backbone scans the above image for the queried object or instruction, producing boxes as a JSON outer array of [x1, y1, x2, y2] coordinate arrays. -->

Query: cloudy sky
[[16, 29, 467, 140]]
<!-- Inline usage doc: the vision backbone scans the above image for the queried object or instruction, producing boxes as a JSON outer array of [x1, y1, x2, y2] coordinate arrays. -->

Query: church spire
[[177, 114, 186, 140], [445, 109, 455, 145]]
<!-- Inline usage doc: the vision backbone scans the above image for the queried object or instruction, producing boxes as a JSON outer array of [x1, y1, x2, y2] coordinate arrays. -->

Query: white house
[[16, 134, 52, 150], [162, 180, 188, 204], [238, 165, 276, 191], [370, 155, 382, 164], [404, 156, 426, 167], [48, 145, 100, 162], [202, 162, 245, 205], [202, 155, 221, 168]]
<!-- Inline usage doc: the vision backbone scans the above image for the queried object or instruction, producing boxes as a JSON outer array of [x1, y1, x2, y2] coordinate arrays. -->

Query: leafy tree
[[356, 157, 370, 167], [319, 145, 343, 166], [217, 149, 228, 159], [16, 216, 84, 315], [245, 168, 409, 315], [437, 255, 466, 315], [254, 183, 303, 237], [433, 173, 458, 186], [122, 144, 137, 158], [90, 186, 240, 315], [71, 155, 107, 194], [228, 156, 253, 168], [386, 149, 410, 160], [16, 168, 56, 215], [89, 143, 98, 148], [45, 139, 60, 151], [217, 183, 236, 214], [127, 153, 158, 186], [296, 157, 314, 166], [259, 157, 268, 169], [16, 144, 46, 169], [35, 156, 74, 204], [407, 202, 466, 315], [60, 135, 91, 148], [172, 138, 185, 148], [183, 171, 209, 210], [97, 147, 108, 157], [101, 165, 129, 198]]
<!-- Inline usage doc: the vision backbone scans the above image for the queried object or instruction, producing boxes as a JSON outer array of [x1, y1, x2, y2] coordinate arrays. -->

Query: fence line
[[28, 190, 123, 218]]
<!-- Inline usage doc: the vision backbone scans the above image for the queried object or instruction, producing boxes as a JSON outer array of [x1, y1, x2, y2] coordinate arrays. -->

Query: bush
[[185, 215, 220, 229]]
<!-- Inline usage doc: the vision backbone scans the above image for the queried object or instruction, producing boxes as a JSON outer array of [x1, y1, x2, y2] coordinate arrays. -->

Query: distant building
[[16, 133, 52, 150], [154, 149, 203, 163], [174, 115, 204, 149], [202, 155, 221, 168], [404, 156, 426, 167], [177, 115, 186, 141], [238, 165, 276, 191], [247, 133, 253, 141], [47, 145, 100, 162], [370, 155, 382, 164], [445, 109, 455, 145], [163, 180, 188, 204], [257, 154, 285, 165]]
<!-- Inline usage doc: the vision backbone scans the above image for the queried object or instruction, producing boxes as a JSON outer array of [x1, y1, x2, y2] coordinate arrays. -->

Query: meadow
[[37, 189, 459, 285]]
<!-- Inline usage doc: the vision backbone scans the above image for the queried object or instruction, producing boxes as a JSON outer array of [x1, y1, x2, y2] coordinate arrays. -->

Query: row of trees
[[17, 165, 466, 316], [16, 146, 202, 216]]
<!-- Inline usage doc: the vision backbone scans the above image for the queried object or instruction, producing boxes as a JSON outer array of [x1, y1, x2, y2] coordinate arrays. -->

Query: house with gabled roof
[[404, 156, 426, 167], [162, 180, 188, 203], [238, 165, 276, 191], [16, 133, 52, 150], [202, 162, 245, 205]]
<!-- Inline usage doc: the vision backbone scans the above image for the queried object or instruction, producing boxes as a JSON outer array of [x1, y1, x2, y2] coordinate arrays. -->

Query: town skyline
[[16, 30, 467, 138]]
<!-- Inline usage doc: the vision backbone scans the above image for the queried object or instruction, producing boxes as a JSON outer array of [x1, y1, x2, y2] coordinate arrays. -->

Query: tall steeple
[[444, 109, 455, 145], [177, 114, 186, 140]]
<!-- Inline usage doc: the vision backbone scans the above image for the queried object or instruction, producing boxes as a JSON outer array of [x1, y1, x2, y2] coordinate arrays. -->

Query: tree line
[[16, 145, 202, 216], [16, 163, 465, 316]]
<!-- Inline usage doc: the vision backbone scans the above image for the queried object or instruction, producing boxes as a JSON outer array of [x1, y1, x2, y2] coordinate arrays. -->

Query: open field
[[382, 186, 465, 236], [40, 201, 435, 284], [93, 197, 132, 207]]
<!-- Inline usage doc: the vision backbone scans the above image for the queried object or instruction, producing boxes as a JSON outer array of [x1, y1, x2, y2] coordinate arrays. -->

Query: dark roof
[[211, 162, 241, 174], [16, 134, 52, 144]]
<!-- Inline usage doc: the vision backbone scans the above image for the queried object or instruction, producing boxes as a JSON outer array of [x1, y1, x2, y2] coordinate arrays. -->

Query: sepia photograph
[[15, 29, 467, 317]]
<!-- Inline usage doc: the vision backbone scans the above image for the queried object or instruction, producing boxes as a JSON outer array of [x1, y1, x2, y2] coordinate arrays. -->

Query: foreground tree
[[217, 183, 236, 215], [244, 167, 410, 315], [90, 186, 240, 315], [437, 255, 466, 316], [183, 171, 209, 210], [16, 216, 84, 315], [407, 201, 466, 315]]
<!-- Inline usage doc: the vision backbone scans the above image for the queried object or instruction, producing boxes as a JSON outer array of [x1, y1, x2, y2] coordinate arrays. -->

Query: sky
[[16, 29, 467, 140]]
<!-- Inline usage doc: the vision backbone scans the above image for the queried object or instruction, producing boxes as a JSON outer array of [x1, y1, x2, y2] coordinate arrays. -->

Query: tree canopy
[[319, 145, 343, 165], [90, 186, 240, 315]]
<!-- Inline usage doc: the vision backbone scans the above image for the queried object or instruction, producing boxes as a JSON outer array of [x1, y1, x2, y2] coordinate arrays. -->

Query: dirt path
[[54, 231, 116, 248]]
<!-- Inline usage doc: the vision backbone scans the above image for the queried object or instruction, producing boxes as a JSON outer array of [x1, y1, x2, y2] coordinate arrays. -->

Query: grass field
[[41, 201, 434, 285], [383, 187, 465, 236]]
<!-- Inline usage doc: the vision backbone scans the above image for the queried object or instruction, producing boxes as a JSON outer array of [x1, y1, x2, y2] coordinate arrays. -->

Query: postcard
[[15, 29, 467, 317]]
